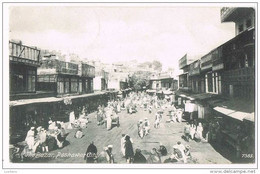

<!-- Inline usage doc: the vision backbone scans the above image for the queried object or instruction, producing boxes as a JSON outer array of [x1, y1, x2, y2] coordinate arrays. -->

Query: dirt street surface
[[42, 107, 231, 164]]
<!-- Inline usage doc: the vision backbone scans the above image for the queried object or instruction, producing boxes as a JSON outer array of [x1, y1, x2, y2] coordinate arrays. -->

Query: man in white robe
[[68, 111, 75, 129], [121, 134, 126, 156], [196, 122, 203, 140], [176, 109, 183, 123], [25, 127, 35, 150], [143, 118, 150, 136]]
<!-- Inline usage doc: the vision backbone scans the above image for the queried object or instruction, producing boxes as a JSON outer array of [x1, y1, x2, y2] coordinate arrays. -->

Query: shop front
[[210, 99, 255, 162]]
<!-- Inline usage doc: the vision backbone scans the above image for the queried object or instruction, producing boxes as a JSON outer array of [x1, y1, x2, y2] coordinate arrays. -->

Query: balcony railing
[[59, 67, 78, 75], [223, 67, 254, 82], [189, 69, 200, 76], [179, 87, 192, 92], [9, 56, 41, 67], [40, 59, 78, 75], [80, 63, 95, 78], [9, 41, 41, 66]]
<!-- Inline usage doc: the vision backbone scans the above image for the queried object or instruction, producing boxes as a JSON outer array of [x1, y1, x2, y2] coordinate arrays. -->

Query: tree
[[128, 71, 152, 91], [152, 60, 162, 71]]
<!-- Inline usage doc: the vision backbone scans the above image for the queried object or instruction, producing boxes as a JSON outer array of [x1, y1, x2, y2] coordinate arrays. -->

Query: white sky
[[9, 6, 235, 73]]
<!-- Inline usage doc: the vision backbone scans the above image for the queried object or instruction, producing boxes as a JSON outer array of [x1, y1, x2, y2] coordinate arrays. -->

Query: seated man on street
[[173, 141, 187, 163], [133, 148, 147, 163], [158, 142, 168, 156], [147, 148, 161, 163], [74, 128, 83, 139], [184, 145, 192, 159]]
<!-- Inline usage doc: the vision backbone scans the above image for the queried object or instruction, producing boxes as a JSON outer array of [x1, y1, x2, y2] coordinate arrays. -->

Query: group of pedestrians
[[137, 118, 151, 138], [183, 121, 206, 142], [20, 104, 94, 161], [69, 107, 89, 130], [96, 100, 120, 130]]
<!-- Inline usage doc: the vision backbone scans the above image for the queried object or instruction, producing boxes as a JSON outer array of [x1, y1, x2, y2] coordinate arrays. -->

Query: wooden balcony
[[221, 7, 254, 23], [39, 59, 78, 75], [79, 63, 95, 78], [223, 67, 255, 83], [9, 41, 41, 67]]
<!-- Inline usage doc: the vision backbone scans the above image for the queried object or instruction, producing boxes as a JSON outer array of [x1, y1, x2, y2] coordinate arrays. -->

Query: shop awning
[[10, 97, 63, 107], [9, 91, 108, 107], [212, 99, 255, 122], [163, 90, 173, 95], [214, 106, 254, 122], [191, 93, 218, 101], [178, 72, 188, 76], [243, 113, 255, 122], [69, 91, 107, 99], [146, 89, 156, 93], [175, 91, 218, 101], [179, 94, 188, 98]]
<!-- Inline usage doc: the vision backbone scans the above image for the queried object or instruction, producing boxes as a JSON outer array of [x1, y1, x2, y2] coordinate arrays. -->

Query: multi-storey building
[[201, 49, 220, 94], [221, 7, 255, 36], [178, 7, 255, 100], [94, 68, 109, 91], [150, 72, 178, 91], [178, 54, 196, 92], [108, 72, 129, 91], [221, 7, 255, 100], [37, 57, 80, 96], [189, 59, 204, 93], [9, 40, 41, 99], [78, 62, 95, 94], [175, 8, 255, 161]]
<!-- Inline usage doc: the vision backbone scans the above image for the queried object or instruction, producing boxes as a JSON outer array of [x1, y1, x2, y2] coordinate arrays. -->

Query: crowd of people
[[10, 106, 90, 162], [81, 91, 194, 164], [82, 136, 191, 164], [11, 91, 201, 164], [10, 120, 68, 162]]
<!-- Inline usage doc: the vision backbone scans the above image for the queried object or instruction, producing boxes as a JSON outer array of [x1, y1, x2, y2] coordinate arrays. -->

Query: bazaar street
[[32, 105, 231, 164], [7, 6, 255, 169]]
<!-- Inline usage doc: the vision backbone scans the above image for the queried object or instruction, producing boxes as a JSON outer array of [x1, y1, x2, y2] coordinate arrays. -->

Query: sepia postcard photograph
[[1, 1, 258, 172]]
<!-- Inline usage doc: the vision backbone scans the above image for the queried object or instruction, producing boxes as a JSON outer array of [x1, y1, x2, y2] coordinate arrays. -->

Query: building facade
[[178, 54, 195, 92], [189, 59, 204, 93], [94, 69, 109, 91], [150, 73, 178, 91], [37, 58, 82, 96], [175, 7, 255, 161], [178, 7, 255, 100], [78, 62, 95, 94], [221, 7, 255, 36], [9, 40, 41, 96], [221, 7, 255, 100]]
